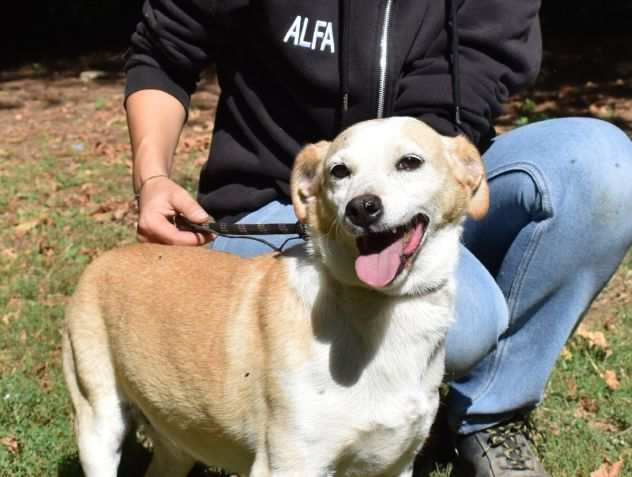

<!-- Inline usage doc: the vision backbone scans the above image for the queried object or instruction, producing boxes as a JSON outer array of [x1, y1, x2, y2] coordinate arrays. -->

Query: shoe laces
[[485, 420, 537, 471]]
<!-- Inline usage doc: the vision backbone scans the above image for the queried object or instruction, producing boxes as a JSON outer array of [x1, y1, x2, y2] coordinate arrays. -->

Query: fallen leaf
[[604, 315, 617, 331], [549, 424, 561, 437], [576, 324, 611, 355], [602, 370, 621, 391], [576, 397, 600, 418], [1, 248, 17, 260], [112, 206, 129, 221], [14, 219, 40, 235], [560, 346, 573, 361], [1, 312, 17, 325], [34, 362, 52, 392], [589, 103, 614, 119], [92, 212, 113, 223], [0, 436, 20, 455], [591, 460, 624, 477], [589, 419, 620, 433]]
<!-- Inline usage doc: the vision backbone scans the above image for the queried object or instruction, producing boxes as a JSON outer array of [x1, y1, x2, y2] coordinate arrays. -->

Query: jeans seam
[[486, 162, 554, 219], [463, 162, 554, 407]]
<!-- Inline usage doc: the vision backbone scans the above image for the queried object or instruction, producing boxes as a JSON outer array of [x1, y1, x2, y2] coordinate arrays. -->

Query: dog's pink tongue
[[355, 238, 405, 288], [354, 223, 425, 288]]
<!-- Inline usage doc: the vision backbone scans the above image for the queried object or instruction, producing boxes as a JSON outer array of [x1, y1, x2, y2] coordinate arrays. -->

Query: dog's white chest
[[277, 256, 451, 475], [340, 390, 433, 473], [279, 321, 444, 476]]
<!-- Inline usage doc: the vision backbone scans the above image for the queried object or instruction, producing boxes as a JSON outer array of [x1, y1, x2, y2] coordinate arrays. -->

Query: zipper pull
[[342, 92, 349, 112]]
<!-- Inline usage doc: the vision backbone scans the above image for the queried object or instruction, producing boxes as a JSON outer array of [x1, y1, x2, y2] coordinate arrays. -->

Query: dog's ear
[[449, 136, 489, 220], [291, 141, 330, 223]]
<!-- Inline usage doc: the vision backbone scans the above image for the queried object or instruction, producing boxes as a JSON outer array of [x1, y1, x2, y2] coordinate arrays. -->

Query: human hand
[[136, 176, 213, 245]]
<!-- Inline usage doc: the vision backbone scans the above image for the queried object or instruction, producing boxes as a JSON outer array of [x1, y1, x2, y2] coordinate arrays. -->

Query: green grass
[[533, 303, 632, 475], [0, 144, 135, 476], [1, 93, 631, 476]]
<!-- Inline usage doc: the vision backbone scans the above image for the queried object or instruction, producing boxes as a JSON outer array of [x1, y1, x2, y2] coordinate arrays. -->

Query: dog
[[62, 117, 488, 477]]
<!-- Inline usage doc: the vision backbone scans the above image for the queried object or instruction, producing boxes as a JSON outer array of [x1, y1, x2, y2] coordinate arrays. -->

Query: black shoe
[[453, 419, 550, 477]]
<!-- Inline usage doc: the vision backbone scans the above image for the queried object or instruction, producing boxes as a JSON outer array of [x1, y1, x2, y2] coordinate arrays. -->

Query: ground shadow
[[413, 401, 459, 477], [56, 432, 225, 477]]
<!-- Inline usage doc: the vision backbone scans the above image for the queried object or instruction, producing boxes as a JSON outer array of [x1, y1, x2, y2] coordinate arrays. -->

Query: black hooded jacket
[[125, 0, 542, 222]]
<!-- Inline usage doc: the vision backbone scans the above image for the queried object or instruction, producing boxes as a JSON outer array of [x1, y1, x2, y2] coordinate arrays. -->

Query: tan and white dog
[[63, 117, 488, 477]]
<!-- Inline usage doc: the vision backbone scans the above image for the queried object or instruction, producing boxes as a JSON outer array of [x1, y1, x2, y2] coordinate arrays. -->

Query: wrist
[[132, 143, 174, 188], [135, 172, 171, 193], [132, 160, 171, 194]]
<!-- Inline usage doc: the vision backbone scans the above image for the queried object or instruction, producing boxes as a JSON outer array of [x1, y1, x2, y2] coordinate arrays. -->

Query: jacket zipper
[[376, 0, 393, 118]]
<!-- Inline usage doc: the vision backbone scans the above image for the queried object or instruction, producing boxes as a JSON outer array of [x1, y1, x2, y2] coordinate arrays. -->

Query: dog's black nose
[[345, 194, 383, 228]]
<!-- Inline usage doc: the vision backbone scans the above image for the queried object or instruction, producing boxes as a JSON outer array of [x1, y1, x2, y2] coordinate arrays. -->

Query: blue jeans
[[211, 118, 632, 435]]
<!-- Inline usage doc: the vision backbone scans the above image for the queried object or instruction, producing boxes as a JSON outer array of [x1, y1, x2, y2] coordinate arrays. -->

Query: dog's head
[[291, 117, 488, 294]]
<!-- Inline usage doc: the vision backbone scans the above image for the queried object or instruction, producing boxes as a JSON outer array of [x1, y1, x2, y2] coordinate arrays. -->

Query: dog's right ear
[[448, 136, 489, 220], [291, 141, 330, 224]]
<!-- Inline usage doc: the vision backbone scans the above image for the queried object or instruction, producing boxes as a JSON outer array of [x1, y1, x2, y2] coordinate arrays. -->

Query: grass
[[0, 134, 134, 477], [534, 304, 632, 475], [0, 71, 631, 476]]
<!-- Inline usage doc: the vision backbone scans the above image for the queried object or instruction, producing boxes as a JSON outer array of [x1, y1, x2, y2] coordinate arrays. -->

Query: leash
[[171, 215, 307, 252]]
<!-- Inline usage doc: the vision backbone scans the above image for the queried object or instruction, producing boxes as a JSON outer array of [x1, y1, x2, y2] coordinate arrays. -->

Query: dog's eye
[[396, 154, 424, 172], [330, 164, 351, 179]]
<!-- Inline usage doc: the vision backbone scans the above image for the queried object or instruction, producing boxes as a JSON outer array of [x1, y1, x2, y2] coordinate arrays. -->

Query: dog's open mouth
[[355, 214, 428, 288]]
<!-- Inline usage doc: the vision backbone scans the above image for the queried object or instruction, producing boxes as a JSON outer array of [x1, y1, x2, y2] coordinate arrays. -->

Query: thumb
[[172, 190, 209, 224]]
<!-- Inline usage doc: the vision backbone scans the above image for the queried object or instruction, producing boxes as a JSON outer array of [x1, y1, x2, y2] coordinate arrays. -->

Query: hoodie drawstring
[[448, 0, 463, 128]]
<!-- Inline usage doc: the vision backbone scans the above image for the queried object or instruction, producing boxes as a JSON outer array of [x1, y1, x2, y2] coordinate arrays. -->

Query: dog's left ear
[[449, 136, 489, 220], [291, 141, 330, 223]]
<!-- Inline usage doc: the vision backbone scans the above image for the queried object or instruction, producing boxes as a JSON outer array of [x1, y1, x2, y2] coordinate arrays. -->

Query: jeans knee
[[446, 247, 509, 379], [501, 118, 632, 239], [555, 119, 632, 235], [553, 118, 631, 180]]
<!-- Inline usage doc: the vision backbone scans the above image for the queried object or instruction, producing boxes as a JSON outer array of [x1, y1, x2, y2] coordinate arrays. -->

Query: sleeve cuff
[[125, 64, 191, 113]]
